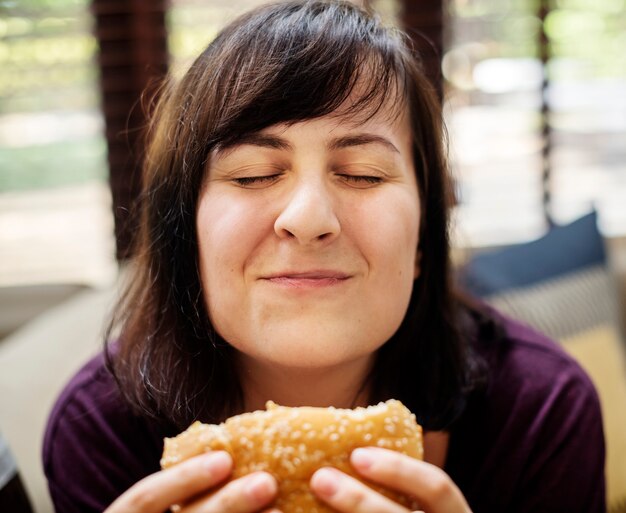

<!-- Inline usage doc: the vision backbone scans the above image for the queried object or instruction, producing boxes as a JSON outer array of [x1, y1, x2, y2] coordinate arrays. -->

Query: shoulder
[[450, 307, 606, 512], [461, 303, 602, 427], [45, 351, 120, 434], [478, 308, 599, 401], [44, 352, 129, 464], [43, 352, 166, 513], [479, 309, 603, 438]]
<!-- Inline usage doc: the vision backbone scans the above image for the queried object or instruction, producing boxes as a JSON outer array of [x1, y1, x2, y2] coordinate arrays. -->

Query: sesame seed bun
[[161, 399, 423, 512]]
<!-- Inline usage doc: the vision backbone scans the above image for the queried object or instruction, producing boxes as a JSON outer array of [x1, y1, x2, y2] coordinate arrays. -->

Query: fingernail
[[311, 468, 340, 497], [202, 451, 231, 473], [351, 448, 374, 470], [246, 473, 277, 502]]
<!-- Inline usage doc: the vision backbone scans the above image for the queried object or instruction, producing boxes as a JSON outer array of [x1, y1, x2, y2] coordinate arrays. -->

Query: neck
[[423, 430, 450, 469], [235, 353, 375, 412]]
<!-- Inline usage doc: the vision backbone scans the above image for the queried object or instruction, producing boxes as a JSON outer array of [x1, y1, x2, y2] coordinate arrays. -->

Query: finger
[[182, 471, 278, 513], [351, 448, 471, 513], [311, 467, 409, 513], [106, 451, 233, 513]]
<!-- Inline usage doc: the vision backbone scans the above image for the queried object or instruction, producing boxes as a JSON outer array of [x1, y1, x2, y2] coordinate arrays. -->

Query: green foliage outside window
[[450, 0, 625, 80], [0, 0, 106, 191]]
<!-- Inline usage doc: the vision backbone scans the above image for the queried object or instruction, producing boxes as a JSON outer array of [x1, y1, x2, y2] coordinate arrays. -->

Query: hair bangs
[[203, 1, 408, 147]]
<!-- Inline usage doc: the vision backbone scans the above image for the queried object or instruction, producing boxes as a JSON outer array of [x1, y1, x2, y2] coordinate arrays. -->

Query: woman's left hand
[[309, 447, 472, 513]]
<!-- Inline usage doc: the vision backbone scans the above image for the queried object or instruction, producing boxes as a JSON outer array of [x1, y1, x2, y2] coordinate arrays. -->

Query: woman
[[43, 2, 606, 512]]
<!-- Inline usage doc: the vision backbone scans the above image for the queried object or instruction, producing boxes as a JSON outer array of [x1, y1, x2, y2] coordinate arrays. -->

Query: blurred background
[[0, 0, 624, 512], [1, 0, 624, 323]]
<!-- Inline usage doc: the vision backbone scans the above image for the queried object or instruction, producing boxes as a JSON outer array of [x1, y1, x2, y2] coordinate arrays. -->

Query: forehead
[[329, 73, 408, 127], [212, 102, 413, 160], [295, 96, 412, 146], [263, 90, 412, 138]]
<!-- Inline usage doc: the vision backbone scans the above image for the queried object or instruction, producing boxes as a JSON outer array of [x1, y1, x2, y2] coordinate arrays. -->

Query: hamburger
[[161, 399, 423, 512]]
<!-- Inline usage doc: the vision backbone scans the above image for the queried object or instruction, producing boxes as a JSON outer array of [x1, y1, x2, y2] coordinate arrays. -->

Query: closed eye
[[233, 174, 282, 188], [338, 174, 383, 187]]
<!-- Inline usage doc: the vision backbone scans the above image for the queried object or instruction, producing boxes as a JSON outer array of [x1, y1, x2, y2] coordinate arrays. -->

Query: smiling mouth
[[262, 271, 351, 288]]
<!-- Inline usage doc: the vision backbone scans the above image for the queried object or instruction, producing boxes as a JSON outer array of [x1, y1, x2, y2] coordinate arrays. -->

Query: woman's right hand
[[105, 451, 279, 513]]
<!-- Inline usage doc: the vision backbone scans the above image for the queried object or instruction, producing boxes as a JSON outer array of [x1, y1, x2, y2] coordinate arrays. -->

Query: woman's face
[[196, 103, 420, 371]]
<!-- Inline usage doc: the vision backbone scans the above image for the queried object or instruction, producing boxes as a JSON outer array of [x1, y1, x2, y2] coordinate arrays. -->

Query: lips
[[261, 270, 351, 288]]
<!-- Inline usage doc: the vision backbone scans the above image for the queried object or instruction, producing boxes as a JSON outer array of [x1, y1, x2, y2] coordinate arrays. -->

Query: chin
[[256, 330, 384, 370], [267, 349, 359, 370], [218, 312, 400, 370]]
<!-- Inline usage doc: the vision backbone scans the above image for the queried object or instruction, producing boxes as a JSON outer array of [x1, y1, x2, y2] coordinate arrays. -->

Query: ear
[[414, 250, 422, 279]]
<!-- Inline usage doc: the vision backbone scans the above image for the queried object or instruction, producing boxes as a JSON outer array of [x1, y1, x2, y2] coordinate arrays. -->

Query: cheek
[[348, 191, 420, 275], [352, 191, 420, 329], [196, 193, 270, 306], [196, 193, 267, 343]]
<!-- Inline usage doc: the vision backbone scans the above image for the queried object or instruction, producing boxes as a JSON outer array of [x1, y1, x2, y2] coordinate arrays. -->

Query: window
[[168, 0, 271, 72], [0, 0, 116, 286], [444, 0, 626, 246]]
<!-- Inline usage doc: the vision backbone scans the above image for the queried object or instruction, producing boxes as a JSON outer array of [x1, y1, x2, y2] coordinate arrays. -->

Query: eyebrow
[[328, 134, 400, 154], [214, 134, 292, 157], [216, 132, 400, 155]]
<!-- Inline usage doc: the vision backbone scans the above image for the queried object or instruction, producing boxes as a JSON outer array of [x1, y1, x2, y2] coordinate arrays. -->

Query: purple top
[[43, 314, 606, 512]]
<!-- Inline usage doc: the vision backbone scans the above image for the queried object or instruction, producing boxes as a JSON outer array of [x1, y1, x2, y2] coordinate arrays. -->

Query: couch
[[459, 211, 626, 513]]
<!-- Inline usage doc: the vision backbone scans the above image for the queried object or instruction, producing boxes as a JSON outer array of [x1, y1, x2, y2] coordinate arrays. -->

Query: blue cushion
[[459, 211, 606, 297]]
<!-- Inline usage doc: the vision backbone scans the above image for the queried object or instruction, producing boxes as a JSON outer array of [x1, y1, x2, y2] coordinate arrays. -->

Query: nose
[[274, 178, 341, 245]]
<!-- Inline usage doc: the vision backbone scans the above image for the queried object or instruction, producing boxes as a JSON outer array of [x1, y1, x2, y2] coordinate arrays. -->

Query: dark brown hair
[[106, 0, 484, 431]]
